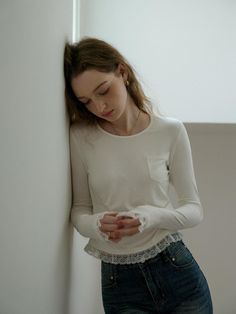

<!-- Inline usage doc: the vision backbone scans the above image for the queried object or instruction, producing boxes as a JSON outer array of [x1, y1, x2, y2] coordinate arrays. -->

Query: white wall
[[69, 237, 104, 314], [79, 0, 236, 123], [0, 1, 73, 313]]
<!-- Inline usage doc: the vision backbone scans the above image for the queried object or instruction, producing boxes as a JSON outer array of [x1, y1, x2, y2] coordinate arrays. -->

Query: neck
[[115, 109, 141, 135], [99, 95, 150, 136], [107, 103, 141, 135]]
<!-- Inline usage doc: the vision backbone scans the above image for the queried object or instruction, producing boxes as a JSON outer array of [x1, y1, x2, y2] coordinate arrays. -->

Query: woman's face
[[71, 65, 129, 122]]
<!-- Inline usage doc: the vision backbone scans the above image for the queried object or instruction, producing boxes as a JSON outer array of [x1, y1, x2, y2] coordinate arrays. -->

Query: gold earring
[[126, 80, 129, 87]]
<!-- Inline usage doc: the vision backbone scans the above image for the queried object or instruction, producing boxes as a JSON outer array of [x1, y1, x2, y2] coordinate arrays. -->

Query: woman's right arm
[[70, 126, 108, 240], [70, 126, 125, 241]]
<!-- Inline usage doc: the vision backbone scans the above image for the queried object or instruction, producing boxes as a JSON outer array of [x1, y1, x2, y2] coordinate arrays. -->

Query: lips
[[102, 110, 113, 117]]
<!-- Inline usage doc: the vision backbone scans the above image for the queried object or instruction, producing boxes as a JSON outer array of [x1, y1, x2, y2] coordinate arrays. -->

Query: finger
[[117, 218, 141, 229], [116, 215, 133, 220], [100, 214, 119, 224], [122, 226, 140, 236], [108, 231, 122, 241], [113, 227, 140, 238], [99, 223, 119, 232]]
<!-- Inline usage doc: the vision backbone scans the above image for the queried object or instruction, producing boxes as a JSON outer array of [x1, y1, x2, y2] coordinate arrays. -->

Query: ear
[[115, 63, 128, 81]]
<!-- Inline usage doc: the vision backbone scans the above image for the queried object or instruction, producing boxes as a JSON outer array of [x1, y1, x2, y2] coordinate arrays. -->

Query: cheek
[[86, 104, 98, 114], [110, 84, 127, 104]]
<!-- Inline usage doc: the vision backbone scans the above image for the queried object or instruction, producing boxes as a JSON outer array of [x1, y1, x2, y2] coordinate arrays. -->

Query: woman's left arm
[[131, 122, 203, 232]]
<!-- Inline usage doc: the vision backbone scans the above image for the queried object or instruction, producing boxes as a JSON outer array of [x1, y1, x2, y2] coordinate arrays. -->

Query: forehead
[[71, 69, 114, 98]]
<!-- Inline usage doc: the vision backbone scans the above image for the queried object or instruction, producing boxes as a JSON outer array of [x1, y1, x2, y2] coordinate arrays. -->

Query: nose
[[94, 99, 106, 113]]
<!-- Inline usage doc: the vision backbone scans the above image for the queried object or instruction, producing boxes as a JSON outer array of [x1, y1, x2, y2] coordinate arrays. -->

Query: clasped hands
[[99, 212, 141, 242]]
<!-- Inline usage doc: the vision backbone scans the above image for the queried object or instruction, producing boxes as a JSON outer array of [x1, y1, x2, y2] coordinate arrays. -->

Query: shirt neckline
[[96, 114, 153, 138]]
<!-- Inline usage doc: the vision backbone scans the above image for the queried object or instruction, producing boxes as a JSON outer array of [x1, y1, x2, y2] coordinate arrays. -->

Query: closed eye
[[82, 88, 110, 106], [99, 88, 109, 96]]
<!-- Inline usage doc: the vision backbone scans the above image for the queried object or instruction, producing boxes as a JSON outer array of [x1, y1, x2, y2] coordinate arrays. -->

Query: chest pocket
[[147, 156, 169, 182]]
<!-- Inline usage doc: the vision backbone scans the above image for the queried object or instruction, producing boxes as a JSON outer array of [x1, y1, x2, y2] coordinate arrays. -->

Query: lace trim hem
[[85, 232, 183, 264]]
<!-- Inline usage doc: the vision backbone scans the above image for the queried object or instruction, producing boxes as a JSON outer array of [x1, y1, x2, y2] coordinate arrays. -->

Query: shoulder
[[69, 122, 101, 148], [151, 114, 184, 136], [70, 122, 96, 139], [70, 122, 88, 135]]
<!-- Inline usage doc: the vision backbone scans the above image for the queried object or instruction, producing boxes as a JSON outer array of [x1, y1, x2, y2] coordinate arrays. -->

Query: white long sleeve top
[[69, 114, 203, 262]]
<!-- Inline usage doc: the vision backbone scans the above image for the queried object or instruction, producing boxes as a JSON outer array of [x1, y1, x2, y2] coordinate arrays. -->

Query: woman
[[64, 37, 213, 314]]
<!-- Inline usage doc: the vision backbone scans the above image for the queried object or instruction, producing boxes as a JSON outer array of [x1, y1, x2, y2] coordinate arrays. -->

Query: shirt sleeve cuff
[[95, 212, 110, 241], [116, 211, 147, 233]]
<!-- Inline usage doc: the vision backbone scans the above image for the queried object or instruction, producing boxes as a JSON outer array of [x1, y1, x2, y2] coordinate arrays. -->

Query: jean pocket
[[101, 262, 117, 289], [164, 240, 195, 269]]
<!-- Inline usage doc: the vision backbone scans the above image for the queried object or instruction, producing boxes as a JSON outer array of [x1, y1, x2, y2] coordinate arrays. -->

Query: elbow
[[185, 203, 204, 228], [69, 207, 94, 239], [194, 204, 204, 227], [178, 201, 204, 228], [70, 206, 81, 233]]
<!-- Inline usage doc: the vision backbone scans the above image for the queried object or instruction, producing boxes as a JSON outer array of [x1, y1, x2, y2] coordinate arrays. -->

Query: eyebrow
[[78, 80, 108, 100]]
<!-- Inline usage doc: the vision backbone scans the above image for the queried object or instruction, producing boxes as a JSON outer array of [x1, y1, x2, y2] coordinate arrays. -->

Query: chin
[[102, 110, 117, 121]]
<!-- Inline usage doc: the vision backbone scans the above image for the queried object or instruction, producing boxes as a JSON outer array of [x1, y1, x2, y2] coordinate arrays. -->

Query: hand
[[112, 216, 141, 241], [99, 212, 121, 242], [99, 213, 141, 243]]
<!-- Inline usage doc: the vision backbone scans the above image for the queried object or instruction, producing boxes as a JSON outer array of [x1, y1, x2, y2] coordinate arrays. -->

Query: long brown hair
[[64, 37, 153, 125]]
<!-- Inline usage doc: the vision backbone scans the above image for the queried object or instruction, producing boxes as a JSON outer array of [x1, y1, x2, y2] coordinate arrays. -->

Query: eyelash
[[84, 88, 109, 106], [100, 89, 109, 96]]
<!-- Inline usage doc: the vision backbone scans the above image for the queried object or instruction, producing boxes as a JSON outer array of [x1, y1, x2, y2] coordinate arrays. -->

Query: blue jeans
[[101, 240, 213, 314]]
